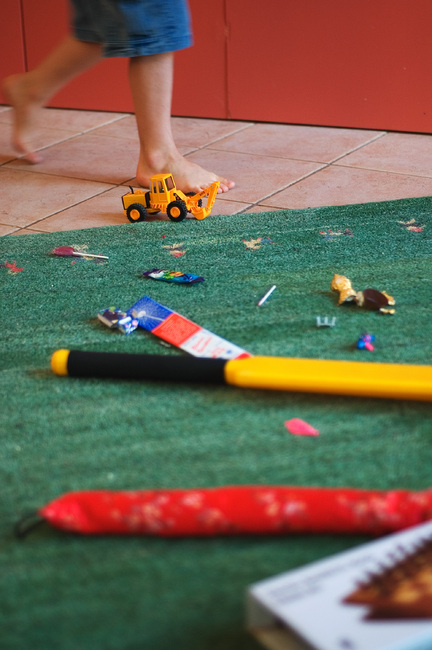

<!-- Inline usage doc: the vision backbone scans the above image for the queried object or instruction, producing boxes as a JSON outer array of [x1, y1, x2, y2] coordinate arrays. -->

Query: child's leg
[[2, 36, 102, 163], [129, 52, 235, 194]]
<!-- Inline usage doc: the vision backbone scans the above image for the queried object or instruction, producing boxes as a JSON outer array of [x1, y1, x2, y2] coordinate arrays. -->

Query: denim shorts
[[70, 0, 192, 57]]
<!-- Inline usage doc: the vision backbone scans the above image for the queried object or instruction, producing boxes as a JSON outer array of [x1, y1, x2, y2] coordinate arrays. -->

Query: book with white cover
[[247, 521, 432, 650]]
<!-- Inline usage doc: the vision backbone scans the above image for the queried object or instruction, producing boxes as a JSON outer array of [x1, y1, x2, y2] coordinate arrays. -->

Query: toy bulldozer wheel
[[167, 200, 187, 222], [126, 203, 147, 223]]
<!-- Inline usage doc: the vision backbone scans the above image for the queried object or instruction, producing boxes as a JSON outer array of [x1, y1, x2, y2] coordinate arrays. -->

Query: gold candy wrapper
[[331, 274, 395, 314], [331, 274, 357, 304]]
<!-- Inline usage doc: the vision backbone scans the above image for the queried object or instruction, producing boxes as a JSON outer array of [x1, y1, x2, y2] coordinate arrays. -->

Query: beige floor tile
[[0, 224, 18, 236], [171, 117, 254, 148], [0, 121, 78, 165], [91, 114, 252, 150], [6, 133, 139, 185], [3, 109, 432, 238], [339, 132, 432, 177], [0, 168, 113, 228], [32, 186, 130, 232], [0, 107, 129, 166], [0, 106, 129, 133], [10, 228, 48, 235], [89, 115, 139, 140], [208, 198, 253, 216], [35, 188, 246, 231], [212, 123, 385, 163], [241, 205, 282, 214], [185, 148, 323, 203], [259, 165, 432, 209]]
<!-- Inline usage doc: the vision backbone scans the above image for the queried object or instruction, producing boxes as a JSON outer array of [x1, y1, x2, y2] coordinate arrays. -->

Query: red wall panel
[[3, 0, 432, 132], [21, 0, 133, 112], [173, 0, 227, 118], [15, 0, 227, 117], [226, 0, 432, 133], [0, 0, 26, 103]]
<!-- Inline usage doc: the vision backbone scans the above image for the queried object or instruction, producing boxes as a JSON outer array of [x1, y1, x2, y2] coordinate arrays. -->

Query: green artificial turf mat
[[1, 197, 432, 649]]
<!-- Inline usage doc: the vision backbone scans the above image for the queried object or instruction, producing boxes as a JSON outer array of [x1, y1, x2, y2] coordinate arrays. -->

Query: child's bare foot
[[136, 153, 235, 194], [2, 74, 43, 164]]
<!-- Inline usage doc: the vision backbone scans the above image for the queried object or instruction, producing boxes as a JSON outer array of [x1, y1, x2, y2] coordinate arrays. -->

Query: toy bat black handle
[[51, 349, 226, 384]]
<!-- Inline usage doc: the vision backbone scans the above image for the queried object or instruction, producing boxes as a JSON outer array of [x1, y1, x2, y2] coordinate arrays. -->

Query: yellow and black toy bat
[[51, 349, 432, 402]]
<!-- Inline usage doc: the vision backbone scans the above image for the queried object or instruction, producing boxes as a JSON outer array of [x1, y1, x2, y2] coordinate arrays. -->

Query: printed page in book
[[248, 521, 432, 650]]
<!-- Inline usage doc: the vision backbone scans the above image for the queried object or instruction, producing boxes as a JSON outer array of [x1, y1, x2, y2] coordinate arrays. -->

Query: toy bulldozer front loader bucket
[[188, 181, 220, 220]]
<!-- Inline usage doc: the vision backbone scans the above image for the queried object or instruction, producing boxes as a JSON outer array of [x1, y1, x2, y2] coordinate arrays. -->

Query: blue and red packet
[[127, 295, 250, 360], [142, 268, 204, 284]]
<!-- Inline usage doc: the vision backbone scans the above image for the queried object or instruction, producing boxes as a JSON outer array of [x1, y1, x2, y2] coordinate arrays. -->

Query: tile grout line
[[83, 115, 256, 149], [1, 161, 132, 185], [230, 164, 331, 214], [2, 184, 121, 233], [257, 132, 389, 204], [206, 131, 389, 164], [235, 164, 429, 214], [232, 130, 432, 212], [0, 120, 255, 171], [0, 131, 97, 165], [182, 122, 256, 153], [326, 130, 388, 165], [2, 118, 432, 231]]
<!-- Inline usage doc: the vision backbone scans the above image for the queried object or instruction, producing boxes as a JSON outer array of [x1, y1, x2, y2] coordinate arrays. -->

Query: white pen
[[257, 284, 276, 306]]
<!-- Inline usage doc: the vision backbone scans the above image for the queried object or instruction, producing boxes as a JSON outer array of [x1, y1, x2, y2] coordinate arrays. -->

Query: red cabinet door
[[7, 0, 227, 118], [20, 0, 136, 113], [226, 0, 432, 132], [0, 0, 26, 98], [173, 0, 227, 118], [3, 0, 432, 132]]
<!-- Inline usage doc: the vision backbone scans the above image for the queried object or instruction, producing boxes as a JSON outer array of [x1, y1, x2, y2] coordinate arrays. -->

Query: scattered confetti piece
[[242, 236, 275, 250], [319, 228, 353, 241], [284, 418, 319, 437], [162, 243, 186, 257], [1, 261, 24, 274], [398, 219, 424, 233], [243, 237, 263, 250]]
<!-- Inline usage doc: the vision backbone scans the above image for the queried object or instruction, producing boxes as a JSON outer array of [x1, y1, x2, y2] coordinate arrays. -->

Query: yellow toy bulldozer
[[122, 173, 220, 223]]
